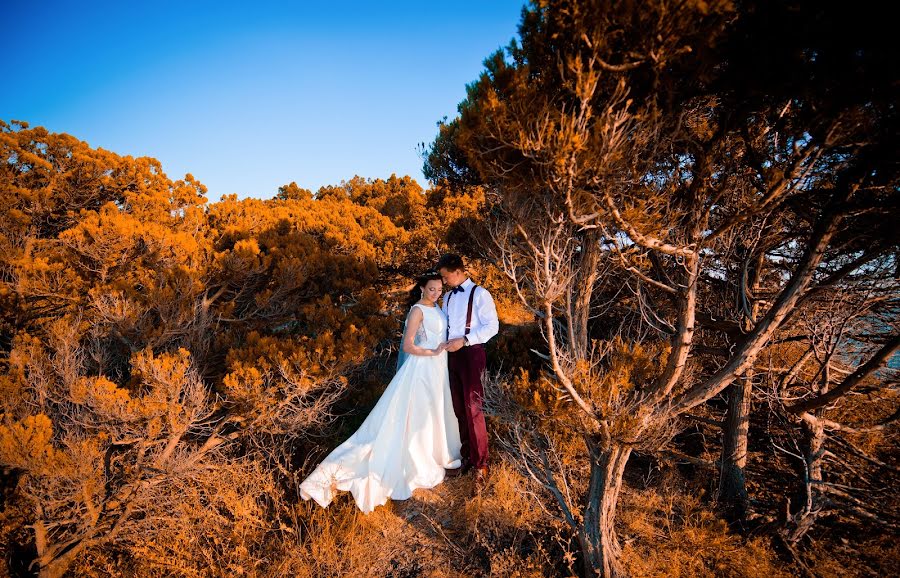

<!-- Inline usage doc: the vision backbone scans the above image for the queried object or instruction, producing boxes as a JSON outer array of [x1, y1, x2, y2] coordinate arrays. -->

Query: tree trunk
[[572, 230, 601, 356], [582, 438, 633, 577], [36, 542, 88, 578], [718, 372, 753, 522], [785, 414, 826, 542], [719, 249, 762, 523]]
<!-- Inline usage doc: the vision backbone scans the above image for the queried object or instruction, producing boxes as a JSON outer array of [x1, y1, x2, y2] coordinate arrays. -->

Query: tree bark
[[572, 230, 602, 357], [785, 413, 826, 542], [718, 373, 753, 522], [35, 538, 90, 578], [651, 254, 699, 400], [718, 250, 763, 522], [672, 206, 841, 412], [582, 438, 633, 577]]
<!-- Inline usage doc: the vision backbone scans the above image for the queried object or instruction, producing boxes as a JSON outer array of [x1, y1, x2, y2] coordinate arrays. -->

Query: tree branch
[[787, 332, 900, 414]]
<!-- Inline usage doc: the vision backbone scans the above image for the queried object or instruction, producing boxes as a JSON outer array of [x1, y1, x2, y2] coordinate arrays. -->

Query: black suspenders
[[464, 284, 477, 336], [446, 284, 479, 340]]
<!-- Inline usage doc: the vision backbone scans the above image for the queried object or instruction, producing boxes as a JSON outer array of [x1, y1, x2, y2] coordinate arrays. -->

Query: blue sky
[[2, 1, 524, 200]]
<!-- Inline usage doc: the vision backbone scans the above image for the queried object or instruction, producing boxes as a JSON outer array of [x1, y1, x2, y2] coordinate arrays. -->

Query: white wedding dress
[[299, 303, 462, 513]]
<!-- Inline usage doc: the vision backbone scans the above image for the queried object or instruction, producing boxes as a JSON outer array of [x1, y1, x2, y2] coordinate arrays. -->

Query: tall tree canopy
[[425, 1, 899, 575]]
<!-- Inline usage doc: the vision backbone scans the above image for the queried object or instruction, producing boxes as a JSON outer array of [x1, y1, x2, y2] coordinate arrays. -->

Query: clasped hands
[[432, 338, 466, 355]]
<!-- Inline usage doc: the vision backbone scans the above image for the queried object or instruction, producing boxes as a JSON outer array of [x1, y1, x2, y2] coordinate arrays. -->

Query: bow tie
[[450, 286, 464, 294]]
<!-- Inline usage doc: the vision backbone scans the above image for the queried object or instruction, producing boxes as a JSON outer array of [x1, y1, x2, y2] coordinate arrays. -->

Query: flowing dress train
[[299, 303, 462, 513]]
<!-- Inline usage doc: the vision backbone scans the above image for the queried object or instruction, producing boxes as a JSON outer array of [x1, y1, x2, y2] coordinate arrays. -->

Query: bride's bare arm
[[402, 307, 444, 356]]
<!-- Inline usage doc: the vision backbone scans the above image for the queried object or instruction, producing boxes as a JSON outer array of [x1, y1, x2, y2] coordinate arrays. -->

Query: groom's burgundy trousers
[[448, 344, 488, 469]]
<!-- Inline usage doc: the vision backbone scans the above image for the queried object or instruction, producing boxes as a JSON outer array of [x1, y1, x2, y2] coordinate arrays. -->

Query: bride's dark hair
[[406, 270, 443, 309]]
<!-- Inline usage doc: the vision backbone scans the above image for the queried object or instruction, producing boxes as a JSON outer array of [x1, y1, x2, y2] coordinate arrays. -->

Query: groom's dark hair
[[436, 253, 464, 272]]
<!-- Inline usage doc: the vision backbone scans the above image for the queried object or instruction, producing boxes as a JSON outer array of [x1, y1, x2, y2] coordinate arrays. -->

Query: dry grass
[[284, 498, 457, 577], [280, 462, 561, 577], [458, 463, 560, 577], [36, 451, 895, 577], [805, 531, 900, 578], [619, 482, 790, 578]]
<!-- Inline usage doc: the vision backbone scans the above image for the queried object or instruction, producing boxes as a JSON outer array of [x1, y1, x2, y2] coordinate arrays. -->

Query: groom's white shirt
[[441, 278, 499, 345]]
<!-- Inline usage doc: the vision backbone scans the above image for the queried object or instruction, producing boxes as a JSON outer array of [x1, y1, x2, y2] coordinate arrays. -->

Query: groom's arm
[[466, 288, 499, 346]]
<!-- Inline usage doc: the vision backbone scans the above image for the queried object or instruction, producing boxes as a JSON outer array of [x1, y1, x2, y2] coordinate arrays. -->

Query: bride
[[299, 270, 462, 513]]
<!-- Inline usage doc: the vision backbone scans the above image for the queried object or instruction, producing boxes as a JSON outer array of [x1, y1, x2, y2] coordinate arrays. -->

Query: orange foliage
[[0, 121, 452, 577]]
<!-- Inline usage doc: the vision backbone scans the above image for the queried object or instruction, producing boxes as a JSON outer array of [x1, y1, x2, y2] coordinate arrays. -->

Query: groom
[[436, 254, 499, 491]]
